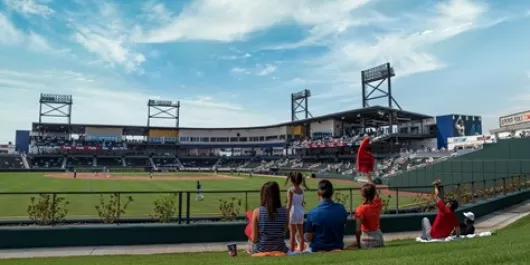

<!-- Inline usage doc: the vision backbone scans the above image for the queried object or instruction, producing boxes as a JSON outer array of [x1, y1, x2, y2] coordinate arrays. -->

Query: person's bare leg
[[296, 224, 304, 252], [289, 224, 296, 251]]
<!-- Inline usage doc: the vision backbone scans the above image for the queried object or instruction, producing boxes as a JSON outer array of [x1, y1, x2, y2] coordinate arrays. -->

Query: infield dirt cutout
[[45, 173, 243, 181]]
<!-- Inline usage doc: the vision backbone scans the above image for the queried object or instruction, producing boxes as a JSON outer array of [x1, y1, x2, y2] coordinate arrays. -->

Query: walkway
[[0, 200, 528, 260]]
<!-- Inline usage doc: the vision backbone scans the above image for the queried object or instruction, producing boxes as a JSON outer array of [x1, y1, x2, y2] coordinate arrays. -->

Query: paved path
[[0, 200, 528, 260]]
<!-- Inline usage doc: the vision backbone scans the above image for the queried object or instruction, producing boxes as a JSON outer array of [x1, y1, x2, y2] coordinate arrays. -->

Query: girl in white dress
[[286, 172, 305, 252]]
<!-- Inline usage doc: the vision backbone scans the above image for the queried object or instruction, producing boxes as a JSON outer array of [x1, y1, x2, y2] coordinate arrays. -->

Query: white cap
[[463, 212, 475, 221]]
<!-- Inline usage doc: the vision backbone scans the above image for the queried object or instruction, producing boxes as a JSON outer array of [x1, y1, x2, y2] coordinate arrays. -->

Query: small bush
[[27, 194, 69, 225], [218, 197, 241, 222], [381, 195, 392, 212], [151, 194, 178, 223], [95, 193, 134, 224], [333, 191, 349, 205]]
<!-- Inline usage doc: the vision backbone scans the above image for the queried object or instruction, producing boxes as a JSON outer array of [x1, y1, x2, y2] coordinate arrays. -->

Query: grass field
[[1, 214, 529, 264], [0, 172, 419, 220]]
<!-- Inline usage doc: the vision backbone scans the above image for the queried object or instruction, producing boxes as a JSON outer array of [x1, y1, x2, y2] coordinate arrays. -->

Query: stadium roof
[[32, 105, 432, 135]]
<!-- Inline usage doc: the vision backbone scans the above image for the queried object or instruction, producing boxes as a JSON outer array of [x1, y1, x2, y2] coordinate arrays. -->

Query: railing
[[0, 175, 527, 226]]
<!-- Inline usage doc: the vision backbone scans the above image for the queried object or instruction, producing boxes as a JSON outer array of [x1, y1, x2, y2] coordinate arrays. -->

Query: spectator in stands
[[248, 181, 288, 254], [351, 174, 384, 249], [420, 180, 460, 240], [304, 180, 347, 252]]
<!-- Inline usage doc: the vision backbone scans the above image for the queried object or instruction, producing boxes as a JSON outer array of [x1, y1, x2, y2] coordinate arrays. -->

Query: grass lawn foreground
[[1, 215, 529, 265]]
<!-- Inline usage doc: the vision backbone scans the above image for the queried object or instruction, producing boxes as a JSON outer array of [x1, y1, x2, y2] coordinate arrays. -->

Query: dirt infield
[[45, 173, 243, 181]]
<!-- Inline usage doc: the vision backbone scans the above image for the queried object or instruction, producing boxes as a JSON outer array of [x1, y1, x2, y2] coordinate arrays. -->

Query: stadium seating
[[179, 157, 218, 168], [96, 157, 123, 167], [0, 155, 25, 169], [125, 157, 151, 167], [28, 156, 63, 169], [66, 157, 93, 167]]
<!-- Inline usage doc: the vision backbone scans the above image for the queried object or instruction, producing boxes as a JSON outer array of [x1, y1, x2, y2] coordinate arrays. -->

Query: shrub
[[95, 193, 134, 224], [151, 194, 178, 223], [218, 197, 241, 222], [381, 195, 392, 212], [27, 194, 69, 225], [333, 191, 349, 205]]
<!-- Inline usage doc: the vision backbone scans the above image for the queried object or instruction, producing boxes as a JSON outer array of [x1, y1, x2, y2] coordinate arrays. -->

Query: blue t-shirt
[[305, 200, 347, 252]]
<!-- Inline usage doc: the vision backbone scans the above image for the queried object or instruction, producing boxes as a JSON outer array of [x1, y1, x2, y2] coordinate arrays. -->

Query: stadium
[[0, 63, 529, 262]]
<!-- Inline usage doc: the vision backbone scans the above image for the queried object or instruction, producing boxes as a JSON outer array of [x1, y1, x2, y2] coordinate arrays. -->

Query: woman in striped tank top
[[249, 181, 288, 254]]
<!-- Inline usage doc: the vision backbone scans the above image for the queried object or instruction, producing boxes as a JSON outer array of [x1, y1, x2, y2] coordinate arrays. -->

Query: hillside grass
[[1, 215, 529, 265]]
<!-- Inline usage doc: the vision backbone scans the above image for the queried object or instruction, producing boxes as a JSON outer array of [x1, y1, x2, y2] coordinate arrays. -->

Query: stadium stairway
[[21, 154, 30, 169], [148, 157, 157, 170], [0, 200, 527, 259], [121, 157, 127, 167], [60, 157, 67, 170], [92, 157, 97, 167]]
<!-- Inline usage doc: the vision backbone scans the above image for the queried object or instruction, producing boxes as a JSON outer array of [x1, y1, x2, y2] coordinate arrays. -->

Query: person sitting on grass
[[303, 179, 347, 252], [421, 179, 461, 240], [349, 173, 385, 249], [248, 181, 289, 254], [456, 212, 475, 236]]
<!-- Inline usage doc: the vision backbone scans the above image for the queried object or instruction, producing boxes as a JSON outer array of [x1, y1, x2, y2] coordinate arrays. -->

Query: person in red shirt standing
[[421, 179, 461, 240]]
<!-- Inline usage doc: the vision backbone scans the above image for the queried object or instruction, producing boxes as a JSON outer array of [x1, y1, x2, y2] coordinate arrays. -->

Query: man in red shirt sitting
[[421, 179, 461, 240]]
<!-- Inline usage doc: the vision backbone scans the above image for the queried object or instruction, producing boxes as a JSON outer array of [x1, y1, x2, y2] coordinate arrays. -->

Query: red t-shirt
[[354, 197, 383, 232], [430, 200, 459, 239]]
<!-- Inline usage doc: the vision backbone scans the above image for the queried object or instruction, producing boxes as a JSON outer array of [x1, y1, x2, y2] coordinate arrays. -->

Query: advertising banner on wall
[[499, 111, 530, 128], [452, 115, 482, 137]]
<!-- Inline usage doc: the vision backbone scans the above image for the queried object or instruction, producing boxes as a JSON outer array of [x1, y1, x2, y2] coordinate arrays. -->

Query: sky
[[0, 0, 529, 143]]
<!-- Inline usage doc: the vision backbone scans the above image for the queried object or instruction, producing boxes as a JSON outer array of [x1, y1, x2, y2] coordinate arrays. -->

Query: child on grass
[[286, 172, 305, 252]]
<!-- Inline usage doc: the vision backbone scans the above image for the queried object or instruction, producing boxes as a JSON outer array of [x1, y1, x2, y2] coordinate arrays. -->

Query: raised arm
[[365, 173, 380, 196], [433, 179, 442, 202], [303, 175, 310, 191]]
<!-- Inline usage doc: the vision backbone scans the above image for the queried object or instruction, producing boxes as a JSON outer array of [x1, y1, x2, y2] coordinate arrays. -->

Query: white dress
[[289, 188, 305, 224]]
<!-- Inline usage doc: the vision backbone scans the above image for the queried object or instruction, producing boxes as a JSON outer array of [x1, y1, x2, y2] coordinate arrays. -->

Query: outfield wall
[[387, 138, 530, 191], [0, 190, 527, 249]]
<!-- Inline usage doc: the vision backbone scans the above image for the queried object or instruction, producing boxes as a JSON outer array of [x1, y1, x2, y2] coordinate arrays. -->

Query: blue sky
[[0, 0, 529, 143]]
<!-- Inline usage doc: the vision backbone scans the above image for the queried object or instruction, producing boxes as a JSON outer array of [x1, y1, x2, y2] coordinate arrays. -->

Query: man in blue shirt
[[304, 179, 347, 252]]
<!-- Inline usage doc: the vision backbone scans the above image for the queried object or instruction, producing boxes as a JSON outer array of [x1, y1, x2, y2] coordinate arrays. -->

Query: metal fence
[[0, 174, 527, 226]]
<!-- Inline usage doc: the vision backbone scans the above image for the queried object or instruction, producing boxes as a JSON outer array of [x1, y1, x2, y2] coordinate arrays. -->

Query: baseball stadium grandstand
[[3, 63, 492, 182]]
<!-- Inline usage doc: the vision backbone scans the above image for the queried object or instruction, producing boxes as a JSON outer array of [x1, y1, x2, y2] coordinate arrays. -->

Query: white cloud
[[134, 0, 370, 43], [231, 67, 249, 74], [307, 0, 496, 96], [256, 64, 277, 76], [220, 53, 251, 60], [231, 64, 277, 76], [0, 68, 281, 143], [0, 13, 23, 44], [3, 0, 54, 17], [67, 2, 146, 74], [0, 13, 65, 54]]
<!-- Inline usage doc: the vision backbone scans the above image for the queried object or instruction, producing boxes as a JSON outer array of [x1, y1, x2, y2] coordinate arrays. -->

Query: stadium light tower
[[291, 89, 313, 121], [147, 99, 180, 127], [38, 93, 73, 124], [361, 62, 402, 127]]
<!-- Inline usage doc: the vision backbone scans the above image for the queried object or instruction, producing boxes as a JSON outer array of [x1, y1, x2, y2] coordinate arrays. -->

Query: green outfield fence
[[386, 159, 530, 193], [0, 174, 527, 226]]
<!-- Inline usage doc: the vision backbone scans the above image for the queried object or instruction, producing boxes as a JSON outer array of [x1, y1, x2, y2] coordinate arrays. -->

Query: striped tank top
[[254, 206, 288, 253]]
